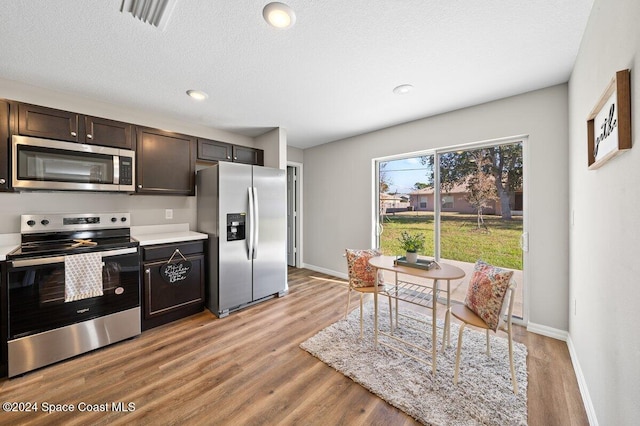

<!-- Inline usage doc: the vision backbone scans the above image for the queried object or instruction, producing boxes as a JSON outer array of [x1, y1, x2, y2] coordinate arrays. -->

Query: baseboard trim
[[301, 263, 347, 280], [567, 335, 599, 426], [526, 322, 569, 341]]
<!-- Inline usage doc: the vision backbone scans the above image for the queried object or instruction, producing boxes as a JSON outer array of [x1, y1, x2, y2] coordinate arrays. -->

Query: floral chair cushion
[[464, 260, 514, 331], [345, 249, 383, 288]]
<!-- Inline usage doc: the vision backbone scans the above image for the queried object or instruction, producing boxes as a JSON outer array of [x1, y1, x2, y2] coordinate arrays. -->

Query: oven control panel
[[21, 213, 131, 233]]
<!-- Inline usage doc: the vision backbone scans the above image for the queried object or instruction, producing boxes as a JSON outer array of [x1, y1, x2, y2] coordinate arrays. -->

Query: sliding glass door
[[376, 139, 525, 319]]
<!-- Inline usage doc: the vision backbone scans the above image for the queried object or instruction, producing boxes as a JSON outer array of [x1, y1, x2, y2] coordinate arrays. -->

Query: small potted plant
[[398, 231, 425, 263]]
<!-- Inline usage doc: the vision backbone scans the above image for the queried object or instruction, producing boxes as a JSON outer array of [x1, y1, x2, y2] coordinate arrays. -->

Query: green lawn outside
[[379, 212, 523, 270]]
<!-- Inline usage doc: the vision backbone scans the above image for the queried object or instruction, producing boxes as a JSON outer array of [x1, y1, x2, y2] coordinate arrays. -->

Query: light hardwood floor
[[0, 267, 588, 425]]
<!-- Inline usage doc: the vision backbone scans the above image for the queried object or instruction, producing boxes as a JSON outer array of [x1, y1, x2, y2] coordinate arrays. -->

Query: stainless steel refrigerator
[[196, 162, 287, 318]]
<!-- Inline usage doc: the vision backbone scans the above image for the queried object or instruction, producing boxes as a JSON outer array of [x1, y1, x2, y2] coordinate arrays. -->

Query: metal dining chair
[[451, 260, 518, 394], [344, 249, 393, 339]]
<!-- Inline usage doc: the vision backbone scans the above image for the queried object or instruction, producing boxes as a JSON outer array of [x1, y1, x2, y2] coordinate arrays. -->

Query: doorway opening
[[287, 162, 302, 267]]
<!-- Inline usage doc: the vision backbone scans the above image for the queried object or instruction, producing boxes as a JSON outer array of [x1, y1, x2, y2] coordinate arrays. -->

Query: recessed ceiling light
[[186, 90, 208, 100], [263, 2, 296, 29], [393, 84, 414, 95]]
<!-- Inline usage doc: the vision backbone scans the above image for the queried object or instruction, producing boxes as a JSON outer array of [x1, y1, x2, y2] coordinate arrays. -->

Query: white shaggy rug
[[300, 301, 528, 425]]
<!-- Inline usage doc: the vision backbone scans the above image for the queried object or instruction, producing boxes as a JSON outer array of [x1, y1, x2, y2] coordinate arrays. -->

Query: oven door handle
[[100, 247, 139, 258], [8, 247, 138, 268]]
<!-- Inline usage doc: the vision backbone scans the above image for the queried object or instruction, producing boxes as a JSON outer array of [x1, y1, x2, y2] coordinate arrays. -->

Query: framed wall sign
[[587, 69, 632, 169]]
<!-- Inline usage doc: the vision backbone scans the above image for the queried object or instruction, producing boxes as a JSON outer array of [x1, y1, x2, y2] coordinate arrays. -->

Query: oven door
[[7, 247, 140, 340]]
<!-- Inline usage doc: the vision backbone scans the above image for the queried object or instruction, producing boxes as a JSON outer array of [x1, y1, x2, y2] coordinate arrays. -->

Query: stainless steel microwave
[[12, 135, 135, 192]]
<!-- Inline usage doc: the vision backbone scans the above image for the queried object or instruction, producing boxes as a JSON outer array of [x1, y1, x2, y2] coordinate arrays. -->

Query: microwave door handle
[[113, 155, 120, 185]]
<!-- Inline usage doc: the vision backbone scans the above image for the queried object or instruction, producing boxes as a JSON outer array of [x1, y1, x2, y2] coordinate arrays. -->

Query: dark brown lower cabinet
[[141, 241, 205, 330], [1, 261, 7, 377]]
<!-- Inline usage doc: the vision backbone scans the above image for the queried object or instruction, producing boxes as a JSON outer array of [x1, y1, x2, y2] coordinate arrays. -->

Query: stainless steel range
[[5, 212, 141, 377]]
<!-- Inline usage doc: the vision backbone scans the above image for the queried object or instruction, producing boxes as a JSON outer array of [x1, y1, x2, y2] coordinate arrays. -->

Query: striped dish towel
[[65, 252, 104, 302]]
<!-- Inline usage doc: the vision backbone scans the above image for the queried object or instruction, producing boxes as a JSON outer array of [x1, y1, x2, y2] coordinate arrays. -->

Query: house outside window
[[442, 195, 454, 209], [419, 196, 427, 209]]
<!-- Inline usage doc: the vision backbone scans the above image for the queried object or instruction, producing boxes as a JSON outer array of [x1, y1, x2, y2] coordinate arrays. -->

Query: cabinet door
[[0, 100, 8, 191], [233, 145, 264, 165], [84, 116, 133, 149], [197, 138, 232, 162], [136, 127, 196, 195], [143, 255, 204, 319], [17, 103, 80, 142], [1, 262, 7, 377]]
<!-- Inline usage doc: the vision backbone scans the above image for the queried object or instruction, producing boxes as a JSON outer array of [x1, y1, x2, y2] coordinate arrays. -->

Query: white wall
[[0, 191, 195, 233], [287, 146, 304, 164], [568, 0, 640, 423], [0, 78, 255, 233], [256, 127, 287, 169], [303, 84, 570, 331]]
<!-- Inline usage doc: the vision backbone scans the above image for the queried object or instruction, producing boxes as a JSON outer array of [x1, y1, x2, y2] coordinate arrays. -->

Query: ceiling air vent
[[120, 0, 178, 31]]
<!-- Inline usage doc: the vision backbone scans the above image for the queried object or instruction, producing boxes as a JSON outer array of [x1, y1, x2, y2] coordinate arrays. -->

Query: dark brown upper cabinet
[[0, 100, 9, 191], [136, 127, 196, 196], [17, 103, 79, 142], [16, 103, 133, 150], [197, 138, 232, 162], [83, 116, 133, 150], [233, 145, 264, 165], [197, 138, 264, 166]]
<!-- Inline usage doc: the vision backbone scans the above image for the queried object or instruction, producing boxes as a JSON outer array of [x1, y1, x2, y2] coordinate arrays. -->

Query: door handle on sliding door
[[520, 232, 529, 252]]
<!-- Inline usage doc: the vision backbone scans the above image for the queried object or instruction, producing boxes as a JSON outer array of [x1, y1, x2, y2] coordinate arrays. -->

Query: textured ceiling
[[0, 1, 594, 149]]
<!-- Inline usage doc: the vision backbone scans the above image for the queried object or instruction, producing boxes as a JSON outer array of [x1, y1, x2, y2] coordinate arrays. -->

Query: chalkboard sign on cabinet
[[160, 249, 192, 284]]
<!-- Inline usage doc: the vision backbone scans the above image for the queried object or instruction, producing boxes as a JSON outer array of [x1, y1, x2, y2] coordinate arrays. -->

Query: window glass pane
[[438, 143, 524, 318], [377, 156, 435, 258]]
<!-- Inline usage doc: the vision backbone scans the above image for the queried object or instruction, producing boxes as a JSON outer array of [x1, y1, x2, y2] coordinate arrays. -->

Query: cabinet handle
[[146, 268, 151, 288], [138, 184, 142, 189], [234, 157, 237, 160], [227, 156, 231, 159], [71, 131, 77, 137], [87, 134, 93, 139], [0, 178, 5, 185]]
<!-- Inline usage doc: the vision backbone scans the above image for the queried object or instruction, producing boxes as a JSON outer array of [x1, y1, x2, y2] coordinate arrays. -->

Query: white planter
[[406, 251, 418, 263]]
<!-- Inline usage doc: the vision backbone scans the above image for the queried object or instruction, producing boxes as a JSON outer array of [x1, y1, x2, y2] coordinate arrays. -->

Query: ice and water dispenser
[[227, 213, 246, 241]]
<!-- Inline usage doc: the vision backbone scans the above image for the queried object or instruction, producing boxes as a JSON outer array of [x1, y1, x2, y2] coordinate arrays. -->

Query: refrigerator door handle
[[247, 186, 254, 260], [251, 186, 260, 259], [253, 186, 259, 259]]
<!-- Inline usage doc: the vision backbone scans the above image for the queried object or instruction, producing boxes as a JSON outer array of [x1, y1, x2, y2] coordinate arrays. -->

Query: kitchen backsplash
[[0, 191, 196, 233]]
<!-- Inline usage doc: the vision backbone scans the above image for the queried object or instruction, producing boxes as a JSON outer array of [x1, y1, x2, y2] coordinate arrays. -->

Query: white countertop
[[131, 223, 208, 246], [0, 233, 21, 261]]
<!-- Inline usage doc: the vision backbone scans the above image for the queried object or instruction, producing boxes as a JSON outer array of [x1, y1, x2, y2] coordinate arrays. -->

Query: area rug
[[300, 302, 528, 425]]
